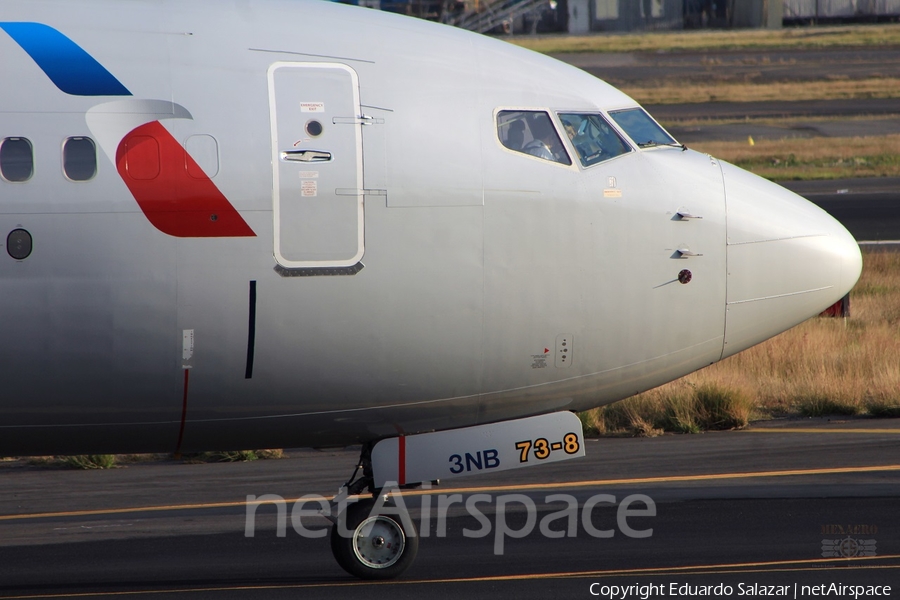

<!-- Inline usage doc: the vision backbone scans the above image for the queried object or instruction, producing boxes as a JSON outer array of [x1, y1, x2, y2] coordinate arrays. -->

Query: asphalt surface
[[648, 98, 900, 123], [655, 99, 900, 144], [781, 177, 900, 242], [668, 113, 900, 144], [1, 418, 898, 599], [554, 47, 900, 86]]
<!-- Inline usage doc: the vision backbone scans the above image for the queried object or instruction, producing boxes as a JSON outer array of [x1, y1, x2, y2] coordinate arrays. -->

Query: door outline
[[267, 61, 365, 271]]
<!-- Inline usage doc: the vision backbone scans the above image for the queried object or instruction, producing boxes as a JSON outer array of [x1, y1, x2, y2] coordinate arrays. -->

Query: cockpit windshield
[[497, 110, 572, 166], [608, 108, 677, 149], [557, 113, 631, 167]]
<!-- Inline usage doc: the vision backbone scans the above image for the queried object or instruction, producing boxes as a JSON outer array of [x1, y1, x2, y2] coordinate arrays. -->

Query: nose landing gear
[[330, 497, 419, 579], [329, 443, 419, 580]]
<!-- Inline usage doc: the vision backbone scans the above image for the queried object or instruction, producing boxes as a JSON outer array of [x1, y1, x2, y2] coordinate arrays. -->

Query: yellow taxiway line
[[2, 464, 899, 522], [2, 554, 899, 598]]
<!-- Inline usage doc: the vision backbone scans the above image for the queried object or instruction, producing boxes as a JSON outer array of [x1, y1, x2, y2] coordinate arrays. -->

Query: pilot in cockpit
[[561, 114, 594, 162], [506, 119, 526, 151], [523, 116, 567, 163]]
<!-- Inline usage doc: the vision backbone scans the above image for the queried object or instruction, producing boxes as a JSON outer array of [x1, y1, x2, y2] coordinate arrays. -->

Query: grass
[[688, 133, 900, 180], [509, 24, 900, 54], [15, 449, 285, 468], [582, 383, 754, 436], [797, 395, 861, 417], [183, 449, 285, 463], [62, 455, 117, 469], [26, 455, 118, 469], [867, 399, 900, 418], [580, 250, 900, 436]]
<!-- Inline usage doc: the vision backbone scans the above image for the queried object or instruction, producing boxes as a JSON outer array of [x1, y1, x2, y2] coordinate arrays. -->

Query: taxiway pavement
[[1, 418, 897, 599], [553, 47, 900, 86], [782, 177, 900, 242]]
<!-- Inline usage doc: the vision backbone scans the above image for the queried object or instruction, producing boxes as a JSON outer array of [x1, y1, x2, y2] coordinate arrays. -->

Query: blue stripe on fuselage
[[0, 22, 131, 96]]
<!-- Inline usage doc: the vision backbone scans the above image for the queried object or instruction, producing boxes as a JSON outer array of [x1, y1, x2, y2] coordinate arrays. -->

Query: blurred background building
[[341, 0, 900, 34]]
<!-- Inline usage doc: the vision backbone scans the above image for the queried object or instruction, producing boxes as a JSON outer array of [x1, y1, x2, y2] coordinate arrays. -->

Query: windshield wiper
[[640, 140, 687, 151]]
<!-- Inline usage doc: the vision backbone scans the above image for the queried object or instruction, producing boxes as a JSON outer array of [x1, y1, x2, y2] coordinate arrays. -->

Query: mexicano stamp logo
[[821, 524, 878, 558], [822, 536, 877, 558]]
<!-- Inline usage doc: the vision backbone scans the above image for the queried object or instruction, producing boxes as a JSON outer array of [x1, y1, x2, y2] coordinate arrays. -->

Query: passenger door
[[268, 62, 364, 270]]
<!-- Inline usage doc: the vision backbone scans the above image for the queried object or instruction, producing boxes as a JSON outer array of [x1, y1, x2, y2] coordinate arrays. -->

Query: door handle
[[281, 150, 332, 162]]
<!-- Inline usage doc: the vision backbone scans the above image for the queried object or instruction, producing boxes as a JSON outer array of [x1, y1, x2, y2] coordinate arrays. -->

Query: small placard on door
[[301, 180, 318, 197], [300, 102, 325, 113]]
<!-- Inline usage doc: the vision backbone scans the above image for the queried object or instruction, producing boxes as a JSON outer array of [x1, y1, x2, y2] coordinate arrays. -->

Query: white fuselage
[[0, 0, 861, 455]]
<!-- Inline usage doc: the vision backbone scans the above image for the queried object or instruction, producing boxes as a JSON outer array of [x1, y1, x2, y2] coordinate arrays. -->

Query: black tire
[[330, 498, 419, 580]]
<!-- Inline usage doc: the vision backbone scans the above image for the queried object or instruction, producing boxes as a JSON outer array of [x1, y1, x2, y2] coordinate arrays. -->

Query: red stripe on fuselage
[[116, 121, 255, 237], [175, 368, 190, 456], [398, 435, 406, 486]]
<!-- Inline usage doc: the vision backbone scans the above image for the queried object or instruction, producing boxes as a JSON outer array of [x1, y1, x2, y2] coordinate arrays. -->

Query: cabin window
[[123, 135, 161, 180], [63, 137, 97, 181], [0, 137, 34, 182], [558, 113, 632, 167], [497, 110, 571, 166], [185, 134, 219, 179], [609, 108, 676, 149]]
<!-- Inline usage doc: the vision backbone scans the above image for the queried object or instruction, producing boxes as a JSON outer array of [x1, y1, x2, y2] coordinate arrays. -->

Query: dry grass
[[510, 24, 900, 54], [183, 449, 285, 463], [26, 455, 118, 469], [690, 134, 900, 180], [582, 382, 754, 436], [13, 450, 285, 468], [621, 78, 900, 105], [582, 250, 900, 435]]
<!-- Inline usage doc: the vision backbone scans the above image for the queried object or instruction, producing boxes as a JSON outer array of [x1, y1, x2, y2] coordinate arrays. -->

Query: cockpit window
[[558, 113, 631, 167], [497, 110, 571, 166], [608, 108, 677, 149]]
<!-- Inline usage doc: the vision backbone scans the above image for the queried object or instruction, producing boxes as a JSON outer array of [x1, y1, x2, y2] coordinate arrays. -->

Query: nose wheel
[[330, 498, 419, 579]]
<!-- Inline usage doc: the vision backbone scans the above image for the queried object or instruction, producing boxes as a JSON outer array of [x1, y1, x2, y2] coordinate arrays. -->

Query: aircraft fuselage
[[0, 0, 861, 455]]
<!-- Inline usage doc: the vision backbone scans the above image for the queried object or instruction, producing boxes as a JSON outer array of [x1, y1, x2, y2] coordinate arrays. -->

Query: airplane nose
[[721, 162, 863, 359]]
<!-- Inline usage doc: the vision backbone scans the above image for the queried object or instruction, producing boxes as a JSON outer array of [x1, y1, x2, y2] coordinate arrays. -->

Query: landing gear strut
[[329, 443, 419, 580]]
